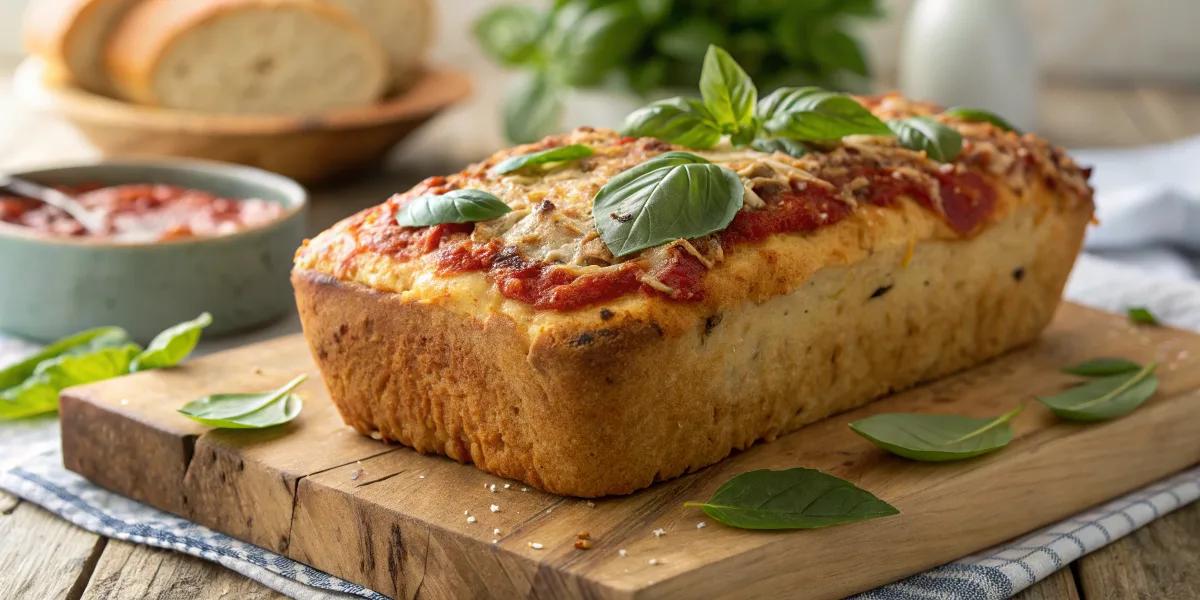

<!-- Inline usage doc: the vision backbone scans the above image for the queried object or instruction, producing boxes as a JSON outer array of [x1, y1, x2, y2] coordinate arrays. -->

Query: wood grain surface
[[80, 540, 288, 600], [57, 303, 1200, 600]]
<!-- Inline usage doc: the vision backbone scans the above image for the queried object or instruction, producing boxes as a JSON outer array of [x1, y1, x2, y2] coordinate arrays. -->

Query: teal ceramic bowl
[[0, 159, 307, 343]]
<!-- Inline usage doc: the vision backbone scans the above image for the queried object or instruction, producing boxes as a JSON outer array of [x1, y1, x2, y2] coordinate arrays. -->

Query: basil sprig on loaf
[[624, 44, 975, 162]]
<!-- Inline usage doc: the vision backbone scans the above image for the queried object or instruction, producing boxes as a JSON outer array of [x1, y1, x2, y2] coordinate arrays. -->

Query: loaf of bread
[[326, 0, 435, 92], [104, 0, 389, 114], [293, 94, 1095, 497], [21, 0, 142, 94]]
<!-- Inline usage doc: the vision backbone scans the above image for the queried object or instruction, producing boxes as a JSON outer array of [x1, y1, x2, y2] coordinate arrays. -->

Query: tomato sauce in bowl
[[0, 184, 287, 242]]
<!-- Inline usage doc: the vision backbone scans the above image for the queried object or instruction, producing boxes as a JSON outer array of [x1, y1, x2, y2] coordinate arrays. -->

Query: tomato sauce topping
[[0, 184, 286, 241]]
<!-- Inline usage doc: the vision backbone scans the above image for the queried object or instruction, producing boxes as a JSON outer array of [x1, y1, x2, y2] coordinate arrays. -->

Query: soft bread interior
[[328, 0, 434, 92], [152, 5, 387, 113]]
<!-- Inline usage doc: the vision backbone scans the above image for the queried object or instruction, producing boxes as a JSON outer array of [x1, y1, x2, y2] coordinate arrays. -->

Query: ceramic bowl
[[0, 159, 307, 343], [13, 58, 472, 186]]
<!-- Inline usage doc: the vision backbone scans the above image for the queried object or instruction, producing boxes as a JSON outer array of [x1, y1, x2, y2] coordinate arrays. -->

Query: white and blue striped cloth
[[6, 137, 1200, 599]]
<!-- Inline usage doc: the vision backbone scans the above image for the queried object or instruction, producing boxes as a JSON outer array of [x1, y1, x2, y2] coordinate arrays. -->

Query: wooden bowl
[[13, 58, 472, 185]]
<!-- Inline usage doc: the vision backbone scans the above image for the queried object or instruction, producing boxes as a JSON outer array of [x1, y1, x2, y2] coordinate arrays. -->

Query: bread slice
[[292, 97, 1096, 497], [21, 0, 143, 94], [326, 0, 436, 93], [105, 0, 389, 114]]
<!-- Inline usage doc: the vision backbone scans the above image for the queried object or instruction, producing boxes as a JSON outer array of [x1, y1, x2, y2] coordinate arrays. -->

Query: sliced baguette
[[325, 0, 436, 92], [21, 0, 143, 94], [105, 0, 389, 114]]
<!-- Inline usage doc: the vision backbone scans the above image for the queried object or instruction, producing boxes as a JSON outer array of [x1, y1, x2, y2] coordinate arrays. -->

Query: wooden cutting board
[[59, 303, 1200, 600]]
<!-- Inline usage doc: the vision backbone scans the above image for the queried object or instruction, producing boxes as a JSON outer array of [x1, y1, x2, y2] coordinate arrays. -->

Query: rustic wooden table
[[1, 54, 1199, 598]]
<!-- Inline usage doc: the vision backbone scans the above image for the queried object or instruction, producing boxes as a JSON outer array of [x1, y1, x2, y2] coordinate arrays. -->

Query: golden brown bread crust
[[294, 178, 1092, 496], [21, 0, 121, 91]]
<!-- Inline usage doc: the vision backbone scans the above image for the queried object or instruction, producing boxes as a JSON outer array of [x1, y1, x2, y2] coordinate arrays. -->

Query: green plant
[[475, 0, 884, 143]]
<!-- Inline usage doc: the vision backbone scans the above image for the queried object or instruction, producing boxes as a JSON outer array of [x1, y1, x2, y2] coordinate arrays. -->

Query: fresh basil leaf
[[699, 45, 757, 133], [131, 312, 212, 372], [730, 117, 760, 147], [504, 70, 562, 145], [683, 468, 898, 529], [0, 326, 130, 391], [759, 87, 890, 140], [1062, 358, 1142, 377], [593, 153, 743, 257], [756, 86, 822, 124], [887, 117, 964, 162], [493, 144, 594, 175], [944, 107, 1017, 132], [1, 344, 140, 420], [396, 189, 512, 228], [1038, 363, 1159, 421], [622, 97, 722, 149], [849, 406, 1022, 462], [473, 5, 545, 66], [1128, 307, 1158, 325], [544, 4, 644, 87], [811, 29, 870, 77], [751, 137, 809, 158], [179, 374, 306, 429]]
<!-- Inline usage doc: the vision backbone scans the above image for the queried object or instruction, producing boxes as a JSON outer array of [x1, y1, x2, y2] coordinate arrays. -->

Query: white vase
[[898, 0, 1038, 131]]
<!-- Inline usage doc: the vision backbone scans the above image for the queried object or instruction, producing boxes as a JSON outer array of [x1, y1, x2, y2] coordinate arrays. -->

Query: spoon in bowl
[[0, 173, 108, 234]]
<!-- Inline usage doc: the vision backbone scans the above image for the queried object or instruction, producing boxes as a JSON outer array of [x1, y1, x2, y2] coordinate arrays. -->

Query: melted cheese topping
[[296, 93, 1093, 313]]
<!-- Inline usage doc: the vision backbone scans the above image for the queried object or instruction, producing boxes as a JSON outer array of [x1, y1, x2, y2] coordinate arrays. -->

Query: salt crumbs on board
[[697, 522, 706, 529], [586, 501, 595, 508], [529, 542, 544, 549], [490, 484, 497, 493], [467, 516, 476, 524], [504, 484, 511, 489], [369, 431, 382, 440], [618, 549, 627, 557], [649, 559, 659, 566], [652, 528, 665, 537], [493, 528, 501, 535], [490, 505, 500, 512], [350, 469, 363, 481]]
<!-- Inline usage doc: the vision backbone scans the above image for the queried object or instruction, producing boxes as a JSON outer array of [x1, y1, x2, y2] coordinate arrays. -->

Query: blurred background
[[2, 0, 1199, 171]]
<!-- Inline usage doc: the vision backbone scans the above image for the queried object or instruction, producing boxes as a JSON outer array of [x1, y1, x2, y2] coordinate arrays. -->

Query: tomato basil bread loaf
[[293, 90, 1093, 497]]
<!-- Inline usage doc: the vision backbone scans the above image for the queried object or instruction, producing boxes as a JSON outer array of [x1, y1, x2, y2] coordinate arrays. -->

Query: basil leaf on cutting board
[[887, 117, 964, 162], [592, 152, 744, 257], [178, 374, 307, 429], [1038, 363, 1159, 421], [849, 406, 1023, 462], [1061, 358, 1142, 377], [493, 144, 595, 175], [944, 107, 1017, 132], [622, 97, 723, 149], [395, 189, 512, 228], [699, 45, 757, 133], [1128, 307, 1158, 325], [131, 312, 212, 372], [0, 344, 141, 420], [0, 326, 130, 390], [758, 87, 891, 141], [684, 468, 899, 529]]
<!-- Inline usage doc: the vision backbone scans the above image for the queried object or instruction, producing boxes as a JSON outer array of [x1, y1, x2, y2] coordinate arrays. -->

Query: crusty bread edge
[[21, 0, 99, 87]]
